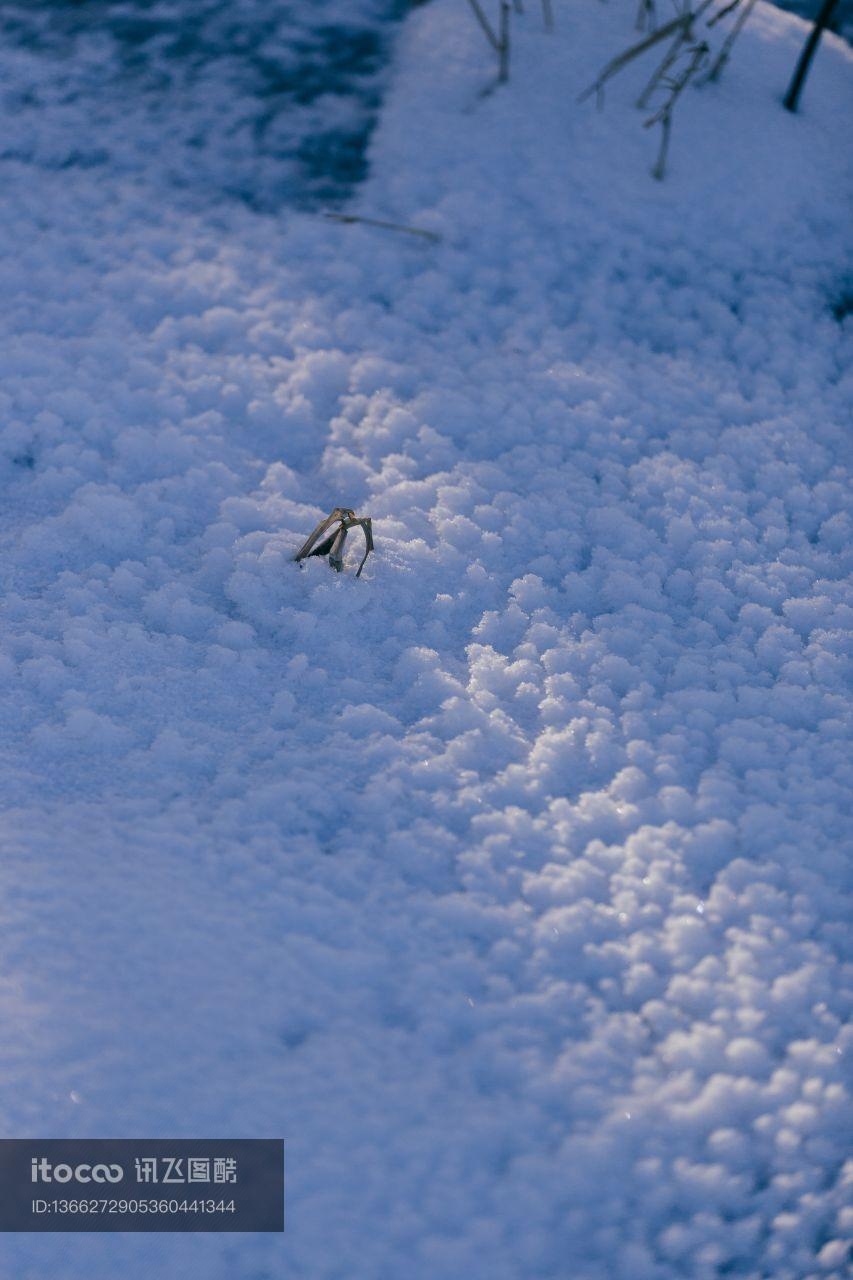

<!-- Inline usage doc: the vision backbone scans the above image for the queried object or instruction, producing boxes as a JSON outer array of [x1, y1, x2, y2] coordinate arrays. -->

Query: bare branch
[[704, 0, 758, 82], [707, 0, 742, 29], [636, 0, 714, 107], [466, 0, 512, 87], [636, 23, 689, 106], [323, 212, 441, 243], [636, 0, 657, 33], [644, 40, 710, 179], [578, 14, 691, 103], [498, 1, 511, 84], [466, 0, 501, 51], [651, 112, 672, 181]]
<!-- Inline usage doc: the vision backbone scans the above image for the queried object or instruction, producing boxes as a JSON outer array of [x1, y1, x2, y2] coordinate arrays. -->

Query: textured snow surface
[[1, 2, 852, 1277]]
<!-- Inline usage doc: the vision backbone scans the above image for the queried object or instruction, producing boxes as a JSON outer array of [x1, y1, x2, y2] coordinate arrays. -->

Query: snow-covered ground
[[1, 2, 852, 1277], [0, 0, 405, 209]]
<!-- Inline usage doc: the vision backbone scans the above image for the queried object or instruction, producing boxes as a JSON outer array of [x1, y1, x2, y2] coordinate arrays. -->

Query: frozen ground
[[1, 2, 852, 1277]]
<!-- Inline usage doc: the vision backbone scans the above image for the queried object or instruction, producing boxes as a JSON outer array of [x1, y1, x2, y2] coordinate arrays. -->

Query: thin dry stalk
[[294, 507, 375, 578], [644, 40, 710, 179], [705, 0, 758, 82], [707, 0, 742, 29], [467, 0, 500, 50], [542, 0, 554, 32], [636, 0, 715, 108], [578, 14, 691, 104], [498, 1, 511, 83], [466, 0, 511, 85], [323, 212, 441, 243], [652, 112, 672, 182], [636, 0, 657, 33], [636, 24, 688, 106]]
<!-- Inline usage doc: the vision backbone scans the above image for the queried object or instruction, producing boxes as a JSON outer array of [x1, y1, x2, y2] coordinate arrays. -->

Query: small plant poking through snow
[[578, 12, 696, 108], [466, 0, 556, 86], [465, 1, 844, 178], [294, 507, 375, 578], [635, 0, 658, 32], [703, 0, 760, 84], [643, 33, 710, 179], [466, 0, 513, 84], [579, 0, 772, 178]]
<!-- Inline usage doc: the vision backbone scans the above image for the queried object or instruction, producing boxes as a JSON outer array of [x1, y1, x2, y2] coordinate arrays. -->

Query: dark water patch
[[0, 0, 414, 210]]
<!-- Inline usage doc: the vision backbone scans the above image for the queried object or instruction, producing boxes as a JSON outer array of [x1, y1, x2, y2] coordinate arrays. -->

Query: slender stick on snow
[[466, 0, 511, 86], [636, 23, 690, 107], [354, 519, 374, 578], [651, 112, 672, 182], [636, 0, 657, 34], [704, 0, 758, 82], [542, 0, 554, 32], [466, 0, 501, 51], [636, 0, 714, 108], [577, 14, 691, 103], [707, 0, 742, 29], [498, 1, 511, 83], [783, 0, 840, 111], [644, 39, 710, 179], [322, 212, 441, 243]]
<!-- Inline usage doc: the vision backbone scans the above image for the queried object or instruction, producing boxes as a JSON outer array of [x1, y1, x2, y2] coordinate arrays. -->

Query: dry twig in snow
[[577, 14, 691, 104], [467, 0, 501, 50], [294, 508, 375, 579], [707, 0, 743, 29], [704, 0, 758, 82], [636, 0, 657, 34], [644, 39, 710, 179], [466, 0, 512, 84], [498, 1, 511, 82], [636, 0, 715, 108], [322, 212, 441, 243]]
